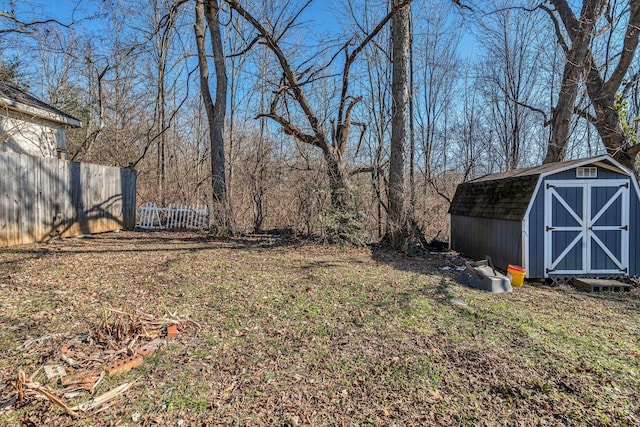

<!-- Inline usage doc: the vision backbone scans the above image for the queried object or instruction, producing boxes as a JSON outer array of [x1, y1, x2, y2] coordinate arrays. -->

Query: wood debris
[[60, 369, 103, 393], [72, 381, 134, 413], [7, 370, 79, 418], [1, 306, 197, 418], [43, 365, 67, 381]]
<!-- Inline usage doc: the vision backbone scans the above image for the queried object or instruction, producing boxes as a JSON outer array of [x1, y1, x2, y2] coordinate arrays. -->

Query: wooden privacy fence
[[137, 202, 209, 230], [0, 152, 137, 247]]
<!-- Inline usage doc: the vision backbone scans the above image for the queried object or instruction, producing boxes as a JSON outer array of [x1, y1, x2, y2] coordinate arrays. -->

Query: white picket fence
[[137, 202, 209, 230]]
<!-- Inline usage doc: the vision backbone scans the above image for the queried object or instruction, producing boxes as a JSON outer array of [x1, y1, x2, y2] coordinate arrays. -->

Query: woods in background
[[1, 0, 638, 246]]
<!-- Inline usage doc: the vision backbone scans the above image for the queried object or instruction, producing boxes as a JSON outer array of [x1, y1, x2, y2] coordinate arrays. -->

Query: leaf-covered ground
[[1, 231, 639, 426]]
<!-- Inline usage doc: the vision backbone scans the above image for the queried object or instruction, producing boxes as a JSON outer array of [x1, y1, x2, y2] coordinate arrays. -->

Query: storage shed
[[448, 155, 640, 279]]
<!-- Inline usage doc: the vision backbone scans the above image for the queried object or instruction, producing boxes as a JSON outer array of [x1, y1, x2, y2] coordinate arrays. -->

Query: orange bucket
[[507, 265, 526, 287]]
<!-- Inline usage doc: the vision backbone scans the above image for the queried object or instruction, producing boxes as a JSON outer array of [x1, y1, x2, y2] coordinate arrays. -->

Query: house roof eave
[[0, 95, 82, 128]]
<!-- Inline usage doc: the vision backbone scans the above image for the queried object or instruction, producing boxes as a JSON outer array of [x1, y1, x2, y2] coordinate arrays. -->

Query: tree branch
[[275, 0, 312, 43], [0, 11, 74, 31], [627, 143, 640, 157], [428, 177, 452, 204], [507, 96, 551, 124], [226, 35, 261, 57], [226, 0, 330, 152], [539, 4, 570, 55], [256, 113, 320, 147], [336, 0, 412, 153], [604, 1, 640, 94], [621, 70, 640, 98], [574, 106, 597, 125], [336, 96, 362, 154], [349, 166, 379, 177], [549, 0, 581, 40]]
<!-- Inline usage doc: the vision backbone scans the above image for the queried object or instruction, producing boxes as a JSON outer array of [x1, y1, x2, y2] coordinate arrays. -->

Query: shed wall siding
[[527, 168, 637, 278], [450, 215, 523, 270], [528, 183, 545, 278], [625, 177, 639, 276], [547, 167, 626, 181]]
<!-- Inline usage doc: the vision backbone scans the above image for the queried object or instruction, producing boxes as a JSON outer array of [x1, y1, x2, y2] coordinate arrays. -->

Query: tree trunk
[[323, 147, 351, 210], [383, 0, 411, 249], [194, 0, 230, 233], [156, 41, 167, 207], [544, 52, 583, 163], [544, 0, 640, 171], [584, 0, 640, 172], [543, 0, 606, 164], [586, 70, 640, 171]]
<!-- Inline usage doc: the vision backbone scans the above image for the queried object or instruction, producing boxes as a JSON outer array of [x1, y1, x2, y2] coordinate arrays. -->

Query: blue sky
[[299, 1, 479, 58], [9, 0, 479, 58], [15, 0, 92, 23]]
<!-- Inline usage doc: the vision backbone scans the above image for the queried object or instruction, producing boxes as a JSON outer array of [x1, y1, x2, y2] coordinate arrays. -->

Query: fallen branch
[[72, 381, 135, 413], [9, 370, 80, 418], [29, 385, 80, 418]]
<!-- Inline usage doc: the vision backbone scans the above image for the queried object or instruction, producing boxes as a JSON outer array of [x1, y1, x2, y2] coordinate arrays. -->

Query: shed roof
[[448, 155, 630, 221], [0, 82, 81, 128]]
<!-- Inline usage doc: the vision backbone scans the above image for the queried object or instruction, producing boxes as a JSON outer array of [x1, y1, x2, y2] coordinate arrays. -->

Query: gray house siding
[[450, 215, 522, 271], [0, 82, 81, 159]]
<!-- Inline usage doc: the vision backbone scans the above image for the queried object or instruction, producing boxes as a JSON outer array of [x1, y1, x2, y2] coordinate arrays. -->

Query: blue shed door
[[544, 180, 629, 276]]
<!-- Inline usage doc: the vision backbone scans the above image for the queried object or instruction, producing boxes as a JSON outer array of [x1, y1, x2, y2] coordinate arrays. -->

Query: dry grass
[[1, 231, 639, 426]]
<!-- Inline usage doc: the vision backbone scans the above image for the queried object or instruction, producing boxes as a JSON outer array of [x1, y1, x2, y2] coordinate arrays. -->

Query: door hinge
[[546, 226, 555, 231], [546, 183, 555, 189], [620, 225, 628, 231], [620, 267, 628, 273], [546, 268, 555, 273], [620, 182, 629, 188]]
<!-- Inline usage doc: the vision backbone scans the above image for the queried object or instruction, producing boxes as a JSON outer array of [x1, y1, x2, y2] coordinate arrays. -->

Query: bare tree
[[194, 0, 230, 232], [413, 2, 461, 198], [478, 1, 543, 170], [139, 0, 187, 206], [225, 0, 410, 243], [541, 0, 640, 170], [583, 0, 640, 169], [541, 0, 605, 163], [382, 0, 412, 249]]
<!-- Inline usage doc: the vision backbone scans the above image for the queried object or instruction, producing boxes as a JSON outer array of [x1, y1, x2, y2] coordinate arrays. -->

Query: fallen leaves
[[1, 231, 639, 426]]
